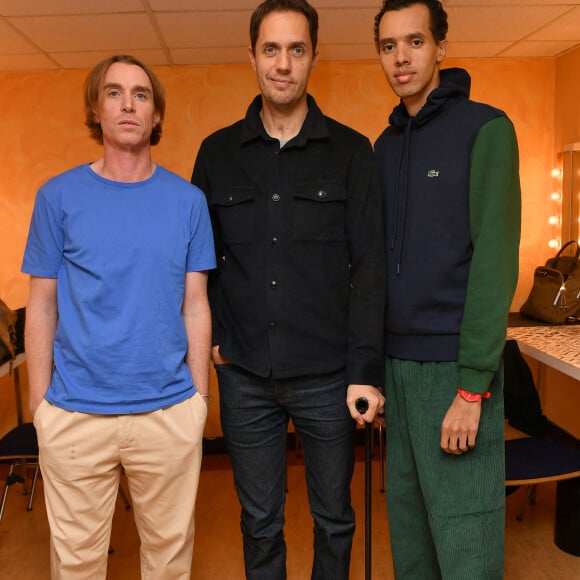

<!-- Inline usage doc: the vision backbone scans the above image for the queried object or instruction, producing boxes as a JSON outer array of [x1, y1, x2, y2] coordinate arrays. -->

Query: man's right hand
[[211, 345, 231, 365], [30, 395, 45, 417]]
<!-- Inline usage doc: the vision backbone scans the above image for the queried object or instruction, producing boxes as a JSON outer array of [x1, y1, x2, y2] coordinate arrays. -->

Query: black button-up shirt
[[192, 95, 385, 386]]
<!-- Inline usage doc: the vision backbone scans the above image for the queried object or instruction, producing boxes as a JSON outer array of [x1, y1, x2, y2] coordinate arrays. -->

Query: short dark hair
[[374, 0, 448, 53], [84, 54, 165, 146], [250, 0, 319, 54]]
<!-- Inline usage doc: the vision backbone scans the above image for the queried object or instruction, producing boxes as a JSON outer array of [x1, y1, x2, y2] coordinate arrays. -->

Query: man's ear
[[248, 46, 257, 71], [437, 40, 448, 63], [311, 49, 319, 72]]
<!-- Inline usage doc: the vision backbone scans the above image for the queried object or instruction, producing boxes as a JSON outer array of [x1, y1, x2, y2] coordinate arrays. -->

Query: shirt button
[[270, 280, 277, 289], [272, 194, 281, 202], [317, 190, 327, 199], [272, 236, 278, 244]]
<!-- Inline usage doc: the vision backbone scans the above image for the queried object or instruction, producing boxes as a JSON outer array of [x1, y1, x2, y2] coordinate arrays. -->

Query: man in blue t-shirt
[[22, 54, 215, 579]]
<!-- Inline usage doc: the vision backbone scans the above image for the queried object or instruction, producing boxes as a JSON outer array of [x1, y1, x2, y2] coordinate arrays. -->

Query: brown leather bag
[[520, 240, 580, 324]]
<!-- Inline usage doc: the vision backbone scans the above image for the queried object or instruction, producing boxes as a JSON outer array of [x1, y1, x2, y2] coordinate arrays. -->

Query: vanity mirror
[[562, 143, 580, 244]]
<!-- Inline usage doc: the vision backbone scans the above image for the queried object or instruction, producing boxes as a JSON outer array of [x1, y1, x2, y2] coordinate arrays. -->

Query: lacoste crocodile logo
[[427, 170, 440, 178]]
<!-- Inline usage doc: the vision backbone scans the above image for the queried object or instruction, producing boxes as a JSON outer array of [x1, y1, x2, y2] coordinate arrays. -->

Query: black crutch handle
[[355, 397, 369, 414]]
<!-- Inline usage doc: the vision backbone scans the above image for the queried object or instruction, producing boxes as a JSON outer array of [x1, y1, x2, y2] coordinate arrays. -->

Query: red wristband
[[457, 388, 491, 402]]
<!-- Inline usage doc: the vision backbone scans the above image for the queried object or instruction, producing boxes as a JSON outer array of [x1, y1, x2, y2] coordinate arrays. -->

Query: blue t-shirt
[[22, 163, 216, 414]]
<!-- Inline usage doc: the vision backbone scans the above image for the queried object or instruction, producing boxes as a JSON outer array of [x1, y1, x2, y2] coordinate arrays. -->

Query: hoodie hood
[[389, 67, 471, 129]]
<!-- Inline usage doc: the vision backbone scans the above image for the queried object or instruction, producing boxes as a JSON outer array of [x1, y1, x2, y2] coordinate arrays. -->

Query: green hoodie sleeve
[[458, 115, 521, 393]]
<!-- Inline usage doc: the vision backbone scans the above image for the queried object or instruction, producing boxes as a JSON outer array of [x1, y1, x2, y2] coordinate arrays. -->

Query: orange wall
[[0, 57, 557, 311]]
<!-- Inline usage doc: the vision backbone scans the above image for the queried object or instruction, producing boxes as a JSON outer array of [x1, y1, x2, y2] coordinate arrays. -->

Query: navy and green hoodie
[[374, 67, 521, 393]]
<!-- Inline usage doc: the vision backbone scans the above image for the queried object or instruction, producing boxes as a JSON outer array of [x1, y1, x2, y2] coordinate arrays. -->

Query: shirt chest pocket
[[292, 183, 347, 241], [211, 188, 256, 244]]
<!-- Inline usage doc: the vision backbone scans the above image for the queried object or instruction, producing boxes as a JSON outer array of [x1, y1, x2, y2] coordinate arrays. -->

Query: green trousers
[[385, 357, 505, 579]]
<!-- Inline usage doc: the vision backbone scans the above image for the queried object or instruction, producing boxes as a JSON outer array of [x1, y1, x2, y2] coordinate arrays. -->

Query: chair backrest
[[0, 299, 18, 365], [13, 308, 26, 356], [502, 339, 549, 438], [0, 423, 38, 460]]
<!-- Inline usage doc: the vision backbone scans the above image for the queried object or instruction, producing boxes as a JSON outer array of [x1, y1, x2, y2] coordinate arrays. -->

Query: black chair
[[505, 436, 580, 512], [0, 422, 40, 526], [503, 339, 580, 556], [0, 306, 37, 528]]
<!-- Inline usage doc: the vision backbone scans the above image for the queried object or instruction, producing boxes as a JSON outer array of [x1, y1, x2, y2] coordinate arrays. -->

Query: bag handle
[[555, 240, 580, 260]]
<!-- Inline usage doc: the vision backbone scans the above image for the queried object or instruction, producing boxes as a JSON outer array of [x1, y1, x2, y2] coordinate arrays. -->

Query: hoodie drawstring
[[391, 119, 412, 275]]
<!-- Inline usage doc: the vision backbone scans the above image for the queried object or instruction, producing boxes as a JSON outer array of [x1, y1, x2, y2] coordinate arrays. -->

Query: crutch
[[355, 396, 372, 580]]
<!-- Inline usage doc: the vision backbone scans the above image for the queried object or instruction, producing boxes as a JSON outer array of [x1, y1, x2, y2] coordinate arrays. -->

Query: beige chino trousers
[[33, 392, 207, 580]]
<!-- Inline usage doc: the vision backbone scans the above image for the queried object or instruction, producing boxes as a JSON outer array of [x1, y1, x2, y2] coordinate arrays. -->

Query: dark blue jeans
[[215, 364, 356, 580]]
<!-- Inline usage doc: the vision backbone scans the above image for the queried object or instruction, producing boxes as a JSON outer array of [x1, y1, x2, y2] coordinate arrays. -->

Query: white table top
[[507, 325, 580, 381]]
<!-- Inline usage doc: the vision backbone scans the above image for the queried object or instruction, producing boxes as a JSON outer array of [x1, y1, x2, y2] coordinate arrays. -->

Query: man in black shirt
[[191, 1, 385, 577]]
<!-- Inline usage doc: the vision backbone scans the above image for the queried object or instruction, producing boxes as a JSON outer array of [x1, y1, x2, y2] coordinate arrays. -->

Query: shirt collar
[[240, 94, 329, 147]]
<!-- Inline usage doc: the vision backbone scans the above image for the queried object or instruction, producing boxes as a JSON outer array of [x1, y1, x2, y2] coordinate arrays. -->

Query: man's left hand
[[347, 384, 385, 426], [440, 394, 482, 455]]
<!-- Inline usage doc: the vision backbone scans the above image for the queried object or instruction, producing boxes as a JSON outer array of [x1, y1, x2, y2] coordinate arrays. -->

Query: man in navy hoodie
[[373, 1, 521, 578]]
